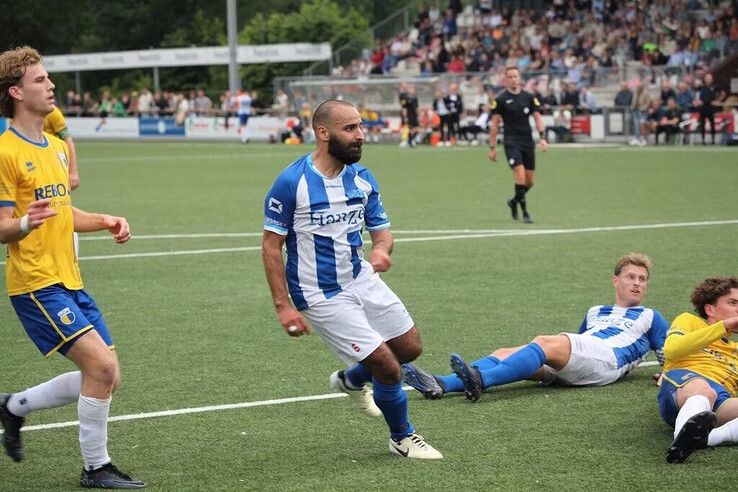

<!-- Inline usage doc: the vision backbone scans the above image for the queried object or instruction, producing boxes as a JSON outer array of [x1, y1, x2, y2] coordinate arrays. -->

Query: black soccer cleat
[[0, 393, 25, 463], [80, 462, 146, 489], [507, 199, 519, 221], [666, 410, 716, 464], [450, 354, 483, 402], [402, 363, 445, 400], [523, 213, 533, 224]]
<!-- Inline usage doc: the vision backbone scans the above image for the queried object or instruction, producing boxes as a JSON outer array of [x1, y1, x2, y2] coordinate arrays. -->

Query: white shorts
[[544, 333, 632, 386], [302, 270, 414, 365]]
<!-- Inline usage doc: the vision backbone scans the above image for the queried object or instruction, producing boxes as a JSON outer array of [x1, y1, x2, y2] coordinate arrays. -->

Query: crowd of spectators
[[336, 0, 737, 88]]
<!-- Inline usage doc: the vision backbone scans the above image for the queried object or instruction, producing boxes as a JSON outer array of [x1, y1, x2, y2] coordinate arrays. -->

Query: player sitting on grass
[[659, 276, 738, 464], [403, 253, 667, 401]]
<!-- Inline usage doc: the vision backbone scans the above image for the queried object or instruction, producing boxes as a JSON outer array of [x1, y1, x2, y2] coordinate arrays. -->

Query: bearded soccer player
[[262, 100, 442, 459], [403, 254, 667, 401], [0, 46, 144, 489], [659, 276, 738, 464], [488, 66, 548, 224]]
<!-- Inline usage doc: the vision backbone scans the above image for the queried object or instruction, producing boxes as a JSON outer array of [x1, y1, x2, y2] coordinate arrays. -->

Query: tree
[[238, 0, 370, 99]]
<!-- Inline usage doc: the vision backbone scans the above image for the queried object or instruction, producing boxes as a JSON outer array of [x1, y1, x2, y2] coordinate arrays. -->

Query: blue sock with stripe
[[435, 355, 500, 394], [471, 355, 500, 371], [479, 343, 547, 389], [344, 363, 372, 389], [372, 379, 415, 441]]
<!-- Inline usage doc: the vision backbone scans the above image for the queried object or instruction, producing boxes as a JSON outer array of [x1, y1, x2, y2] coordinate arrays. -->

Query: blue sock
[[372, 379, 415, 441], [344, 363, 372, 389], [471, 355, 500, 371], [436, 374, 465, 393], [479, 343, 547, 389], [435, 355, 500, 394]]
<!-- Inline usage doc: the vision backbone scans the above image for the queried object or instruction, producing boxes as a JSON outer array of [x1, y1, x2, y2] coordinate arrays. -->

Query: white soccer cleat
[[329, 370, 382, 417], [389, 433, 443, 460]]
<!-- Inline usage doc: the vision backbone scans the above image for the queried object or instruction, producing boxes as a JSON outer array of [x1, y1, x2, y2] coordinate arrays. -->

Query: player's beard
[[328, 135, 362, 165]]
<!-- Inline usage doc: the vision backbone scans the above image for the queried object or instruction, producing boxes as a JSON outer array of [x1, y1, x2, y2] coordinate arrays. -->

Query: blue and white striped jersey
[[264, 153, 390, 310], [578, 305, 669, 368]]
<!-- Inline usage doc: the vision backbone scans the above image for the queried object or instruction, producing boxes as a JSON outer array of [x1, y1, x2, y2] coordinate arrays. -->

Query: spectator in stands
[[98, 91, 112, 117], [358, 104, 387, 143], [660, 79, 677, 106], [656, 97, 682, 145], [458, 103, 490, 145], [560, 81, 580, 114], [137, 88, 153, 117], [613, 81, 633, 108], [432, 87, 450, 147], [695, 72, 718, 145], [444, 83, 463, 145], [675, 81, 694, 112], [630, 80, 652, 144], [639, 99, 664, 146], [579, 86, 600, 114], [194, 89, 212, 116], [65, 91, 81, 116], [545, 108, 572, 143], [539, 87, 558, 115]]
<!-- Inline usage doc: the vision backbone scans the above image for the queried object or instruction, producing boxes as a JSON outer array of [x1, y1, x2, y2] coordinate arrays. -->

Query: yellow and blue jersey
[[42, 106, 71, 140], [662, 312, 738, 395], [0, 127, 82, 296]]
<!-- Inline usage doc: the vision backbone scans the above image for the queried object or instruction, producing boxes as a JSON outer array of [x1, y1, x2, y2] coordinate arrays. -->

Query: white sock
[[7, 371, 82, 417], [78, 395, 112, 470], [708, 418, 738, 447], [674, 395, 712, 439]]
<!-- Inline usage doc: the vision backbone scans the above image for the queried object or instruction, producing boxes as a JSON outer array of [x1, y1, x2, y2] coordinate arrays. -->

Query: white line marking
[[4, 361, 661, 435], [2, 220, 736, 265]]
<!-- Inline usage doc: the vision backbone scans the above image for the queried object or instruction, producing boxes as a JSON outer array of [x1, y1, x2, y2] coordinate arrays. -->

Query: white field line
[[2, 219, 736, 265], [3, 364, 660, 435]]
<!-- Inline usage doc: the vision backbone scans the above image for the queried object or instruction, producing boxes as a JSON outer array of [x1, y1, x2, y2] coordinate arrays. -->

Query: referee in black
[[695, 73, 717, 145], [488, 66, 548, 223]]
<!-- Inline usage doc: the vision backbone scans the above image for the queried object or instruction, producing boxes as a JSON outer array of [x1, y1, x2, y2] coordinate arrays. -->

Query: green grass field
[[1, 141, 736, 490]]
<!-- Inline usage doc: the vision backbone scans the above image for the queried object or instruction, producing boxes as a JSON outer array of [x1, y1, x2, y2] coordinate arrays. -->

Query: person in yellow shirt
[[43, 106, 80, 189], [658, 276, 738, 463], [0, 46, 144, 489]]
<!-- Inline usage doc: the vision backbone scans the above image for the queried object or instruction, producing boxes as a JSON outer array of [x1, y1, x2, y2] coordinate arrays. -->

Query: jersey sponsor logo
[[57, 307, 75, 325], [34, 183, 68, 200], [506, 99, 513, 104], [309, 208, 364, 227], [268, 197, 283, 213], [25, 161, 36, 172], [57, 152, 69, 168]]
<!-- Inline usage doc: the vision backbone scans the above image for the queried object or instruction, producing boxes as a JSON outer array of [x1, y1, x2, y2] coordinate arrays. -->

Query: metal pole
[[74, 71, 82, 95], [153, 66, 160, 93], [227, 0, 240, 92]]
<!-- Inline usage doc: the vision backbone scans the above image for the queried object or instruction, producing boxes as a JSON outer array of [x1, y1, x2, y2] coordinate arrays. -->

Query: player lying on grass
[[402, 253, 667, 401], [658, 276, 738, 464]]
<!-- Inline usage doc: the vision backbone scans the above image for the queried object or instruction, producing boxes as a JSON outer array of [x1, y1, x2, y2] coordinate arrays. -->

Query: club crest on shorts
[[351, 342, 361, 353], [57, 307, 76, 325]]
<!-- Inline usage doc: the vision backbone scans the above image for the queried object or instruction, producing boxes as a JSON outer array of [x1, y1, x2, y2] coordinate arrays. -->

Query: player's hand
[[370, 248, 392, 272], [278, 306, 310, 337], [488, 147, 497, 162], [539, 138, 549, 152], [103, 215, 131, 244], [69, 171, 80, 190], [26, 198, 58, 230], [653, 372, 662, 386], [724, 316, 738, 334]]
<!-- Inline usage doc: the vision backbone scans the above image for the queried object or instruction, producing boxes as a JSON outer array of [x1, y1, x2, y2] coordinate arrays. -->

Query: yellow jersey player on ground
[[43, 106, 80, 189], [658, 276, 738, 463], [0, 46, 145, 489]]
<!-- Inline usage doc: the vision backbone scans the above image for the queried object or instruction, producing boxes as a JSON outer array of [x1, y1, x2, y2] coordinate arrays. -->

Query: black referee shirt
[[492, 90, 541, 140]]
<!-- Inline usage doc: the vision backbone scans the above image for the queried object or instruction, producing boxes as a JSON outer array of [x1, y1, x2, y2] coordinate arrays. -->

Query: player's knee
[[373, 362, 402, 384], [90, 358, 118, 389], [398, 343, 423, 364], [531, 335, 565, 357]]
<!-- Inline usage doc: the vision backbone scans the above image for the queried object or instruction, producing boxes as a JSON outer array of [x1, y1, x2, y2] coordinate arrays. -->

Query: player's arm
[[488, 114, 501, 161], [369, 228, 393, 272], [663, 317, 738, 361], [0, 199, 58, 244], [533, 111, 548, 151], [262, 230, 310, 336], [63, 136, 80, 190], [71, 207, 130, 244]]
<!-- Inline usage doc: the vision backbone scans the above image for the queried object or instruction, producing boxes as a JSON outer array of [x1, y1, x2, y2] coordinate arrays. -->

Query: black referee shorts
[[504, 138, 535, 170]]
